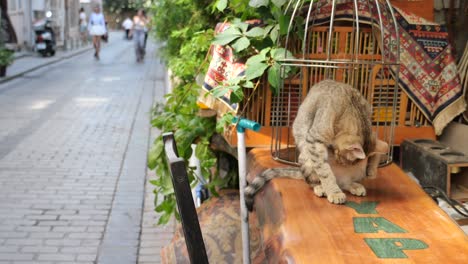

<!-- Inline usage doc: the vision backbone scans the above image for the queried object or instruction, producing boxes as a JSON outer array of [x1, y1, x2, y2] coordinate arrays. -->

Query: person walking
[[131, 9, 149, 62], [122, 17, 133, 40], [142, 11, 150, 49], [88, 5, 106, 60], [79, 7, 87, 45]]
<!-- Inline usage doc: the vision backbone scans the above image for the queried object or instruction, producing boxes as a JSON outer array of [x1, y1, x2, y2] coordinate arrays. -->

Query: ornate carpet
[[198, 1, 466, 135], [392, 6, 465, 134]]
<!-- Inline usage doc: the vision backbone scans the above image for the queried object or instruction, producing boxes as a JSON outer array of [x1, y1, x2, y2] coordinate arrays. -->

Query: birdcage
[[268, 0, 400, 165]]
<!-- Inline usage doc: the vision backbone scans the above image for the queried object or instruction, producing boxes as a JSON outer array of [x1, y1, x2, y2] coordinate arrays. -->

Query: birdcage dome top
[[281, 0, 399, 65]]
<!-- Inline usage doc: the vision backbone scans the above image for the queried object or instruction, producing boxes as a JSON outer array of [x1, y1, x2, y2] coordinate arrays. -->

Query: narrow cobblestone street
[[0, 37, 173, 264]]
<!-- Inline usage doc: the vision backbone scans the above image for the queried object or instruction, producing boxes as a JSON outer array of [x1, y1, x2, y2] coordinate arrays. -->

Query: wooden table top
[[247, 148, 468, 263]]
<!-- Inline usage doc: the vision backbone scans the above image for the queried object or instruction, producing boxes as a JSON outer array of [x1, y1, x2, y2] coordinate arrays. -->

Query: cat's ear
[[347, 144, 366, 160]]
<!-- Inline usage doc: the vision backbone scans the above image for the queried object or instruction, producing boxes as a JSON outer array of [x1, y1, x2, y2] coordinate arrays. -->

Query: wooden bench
[[246, 148, 468, 263]]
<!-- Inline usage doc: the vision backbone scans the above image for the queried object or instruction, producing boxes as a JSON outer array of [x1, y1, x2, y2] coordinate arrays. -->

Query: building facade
[[7, 0, 83, 51]]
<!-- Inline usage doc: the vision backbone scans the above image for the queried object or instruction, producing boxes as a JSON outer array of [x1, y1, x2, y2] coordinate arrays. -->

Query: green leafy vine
[[148, 0, 297, 224]]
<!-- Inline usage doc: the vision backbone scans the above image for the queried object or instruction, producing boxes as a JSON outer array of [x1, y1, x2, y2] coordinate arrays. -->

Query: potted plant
[[0, 47, 14, 77]]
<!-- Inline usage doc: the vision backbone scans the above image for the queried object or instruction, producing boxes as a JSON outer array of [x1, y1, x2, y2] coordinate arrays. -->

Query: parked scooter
[[33, 12, 56, 57]]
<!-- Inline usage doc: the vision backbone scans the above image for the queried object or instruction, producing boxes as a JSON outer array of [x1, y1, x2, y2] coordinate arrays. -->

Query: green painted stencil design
[[364, 238, 429, 258], [353, 217, 408, 233], [345, 201, 379, 214]]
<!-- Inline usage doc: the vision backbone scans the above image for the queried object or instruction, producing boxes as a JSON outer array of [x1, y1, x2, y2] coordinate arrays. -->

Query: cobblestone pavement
[[138, 163, 175, 264], [0, 38, 173, 263]]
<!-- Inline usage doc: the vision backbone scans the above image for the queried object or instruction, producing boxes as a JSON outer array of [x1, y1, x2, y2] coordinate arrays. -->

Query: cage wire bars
[[270, 0, 400, 166]]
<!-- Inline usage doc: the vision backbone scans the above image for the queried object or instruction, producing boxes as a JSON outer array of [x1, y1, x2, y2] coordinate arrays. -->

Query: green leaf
[[175, 130, 196, 158], [202, 157, 216, 170], [212, 27, 242, 46], [149, 179, 159, 186], [229, 88, 245, 103], [260, 47, 272, 57], [271, 0, 287, 8], [212, 34, 240, 46], [157, 212, 172, 225], [236, 22, 249, 33], [225, 76, 243, 85], [211, 85, 239, 98], [231, 37, 250, 52], [245, 61, 269, 80], [147, 153, 157, 170], [244, 81, 255, 88], [263, 24, 274, 38], [249, 0, 269, 8], [268, 63, 281, 93], [279, 15, 291, 35], [209, 184, 219, 197], [246, 52, 267, 65], [211, 86, 230, 98], [216, 0, 228, 11], [147, 139, 164, 169], [270, 24, 279, 42], [195, 142, 210, 159], [217, 112, 234, 133], [245, 27, 265, 37], [161, 179, 174, 195], [155, 198, 174, 213], [272, 48, 294, 60]]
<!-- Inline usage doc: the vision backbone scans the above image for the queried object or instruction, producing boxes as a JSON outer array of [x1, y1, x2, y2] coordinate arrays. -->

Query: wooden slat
[[398, 91, 408, 125], [223, 126, 435, 147], [381, 126, 435, 145], [247, 148, 468, 263], [223, 126, 293, 148], [304, 54, 382, 60]]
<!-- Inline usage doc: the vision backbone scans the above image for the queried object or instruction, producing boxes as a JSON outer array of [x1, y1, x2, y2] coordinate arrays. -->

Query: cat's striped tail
[[244, 167, 303, 211]]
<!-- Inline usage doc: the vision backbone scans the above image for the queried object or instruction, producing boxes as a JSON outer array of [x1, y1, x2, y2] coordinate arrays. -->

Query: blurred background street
[[0, 33, 173, 264]]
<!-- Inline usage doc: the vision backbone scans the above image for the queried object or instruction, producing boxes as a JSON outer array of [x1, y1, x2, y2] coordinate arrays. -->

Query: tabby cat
[[245, 79, 386, 209]]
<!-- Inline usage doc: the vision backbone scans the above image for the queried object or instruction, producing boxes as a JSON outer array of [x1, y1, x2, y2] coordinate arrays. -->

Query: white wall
[[32, 0, 46, 10], [7, 0, 32, 49]]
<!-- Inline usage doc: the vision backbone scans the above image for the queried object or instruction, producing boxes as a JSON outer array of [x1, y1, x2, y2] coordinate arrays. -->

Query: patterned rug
[[311, 0, 466, 135], [393, 6, 465, 135], [198, 1, 466, 135]]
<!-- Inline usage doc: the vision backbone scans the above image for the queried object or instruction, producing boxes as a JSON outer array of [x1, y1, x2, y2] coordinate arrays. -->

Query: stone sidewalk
[[138, 163, 176, 264], [1, 45, 92, 85], [0, 36, 176, 263]]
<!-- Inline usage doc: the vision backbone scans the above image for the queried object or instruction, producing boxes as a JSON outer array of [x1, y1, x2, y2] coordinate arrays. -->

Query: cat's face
[[333, 134, 366, 165]]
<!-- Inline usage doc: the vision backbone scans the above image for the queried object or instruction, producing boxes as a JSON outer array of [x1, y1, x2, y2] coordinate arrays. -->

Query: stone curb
[[0, 46, 93, 85]]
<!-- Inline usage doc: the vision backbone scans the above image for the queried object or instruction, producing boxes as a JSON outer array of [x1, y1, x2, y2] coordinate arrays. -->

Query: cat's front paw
[[349, 183, 367, 196], [313, 185, 325, 197], [327, 192, 347, 204], [366, 166, 378, 179]]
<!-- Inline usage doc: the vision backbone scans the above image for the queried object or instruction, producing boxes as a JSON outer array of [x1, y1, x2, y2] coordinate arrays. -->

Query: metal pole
[[235, 117, 260, 264], [237, 131, 250, 264]]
